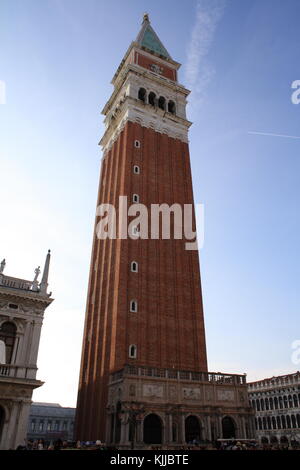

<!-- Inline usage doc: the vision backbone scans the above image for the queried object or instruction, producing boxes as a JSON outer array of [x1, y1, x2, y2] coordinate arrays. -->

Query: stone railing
[[0, 275, 34, 291], [248, 373, 300, 391], [0, 364, 37, 380], [110, 365, 246, 385]]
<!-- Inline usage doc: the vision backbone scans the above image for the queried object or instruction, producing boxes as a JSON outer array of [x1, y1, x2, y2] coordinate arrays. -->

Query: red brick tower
[[75, 16, 254, 446]]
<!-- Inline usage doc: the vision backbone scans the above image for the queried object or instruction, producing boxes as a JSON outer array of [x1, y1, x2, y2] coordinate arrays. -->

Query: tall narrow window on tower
[[131, 261, 138, 273], [129, 345, 137, 359], [130, 300, 138, 312]]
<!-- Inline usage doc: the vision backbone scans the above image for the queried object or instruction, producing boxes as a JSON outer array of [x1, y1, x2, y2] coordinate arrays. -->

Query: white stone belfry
[[0, 252, 53, 449]]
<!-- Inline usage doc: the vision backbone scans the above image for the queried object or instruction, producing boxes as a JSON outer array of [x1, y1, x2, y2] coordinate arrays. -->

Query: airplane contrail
[[248, 131, 300, 139]]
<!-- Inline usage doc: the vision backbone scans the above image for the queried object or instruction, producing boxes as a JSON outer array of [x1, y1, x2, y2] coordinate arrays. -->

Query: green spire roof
[[136, 14, 172, 60]]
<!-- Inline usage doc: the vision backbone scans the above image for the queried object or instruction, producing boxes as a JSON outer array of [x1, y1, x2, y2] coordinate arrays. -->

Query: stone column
[[28, 320, 43, 368], [120, 414, 129, 446], [17, 320, 31, 364], [136, 419, 142, 444], [165, 413, 172, 444], [218, 416, 223, 439], [14, 400, 32, 449], [180, 414, 185, 445], [206, 415, 212, 442], [241, 416, 246, 438], [5, 402, 19, 450], [105, 413, 112, 444]]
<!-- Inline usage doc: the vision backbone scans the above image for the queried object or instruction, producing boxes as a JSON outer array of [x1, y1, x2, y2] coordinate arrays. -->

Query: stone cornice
[[0, 287, 53, 306]]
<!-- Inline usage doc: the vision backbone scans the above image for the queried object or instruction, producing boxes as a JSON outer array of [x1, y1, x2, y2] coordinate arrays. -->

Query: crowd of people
[[15, 438, 299, 451]]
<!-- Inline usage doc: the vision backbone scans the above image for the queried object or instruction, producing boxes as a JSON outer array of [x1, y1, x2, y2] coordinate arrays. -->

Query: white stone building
[[248, 372, 300, 447], [0, 252, 53, 449]]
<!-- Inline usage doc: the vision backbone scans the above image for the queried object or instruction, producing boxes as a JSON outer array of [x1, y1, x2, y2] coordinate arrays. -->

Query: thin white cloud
[[248, 131, 300, 140], [184, 0, 226, 113]]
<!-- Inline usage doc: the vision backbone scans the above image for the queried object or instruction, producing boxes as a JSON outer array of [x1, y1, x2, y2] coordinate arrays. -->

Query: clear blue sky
[[0, 0, 299, 407]]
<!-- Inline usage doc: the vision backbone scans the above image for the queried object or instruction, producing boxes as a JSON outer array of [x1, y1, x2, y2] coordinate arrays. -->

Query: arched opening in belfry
[[148, 92, 156, 107], [185, 415, 201, 443], [158, 96, 166, 110], [168, 100, 176, 114], [138, 88, 146, 103], [143, 413, 162, 444], [222, 416, 236, 439], [0, 322, 17, 364]]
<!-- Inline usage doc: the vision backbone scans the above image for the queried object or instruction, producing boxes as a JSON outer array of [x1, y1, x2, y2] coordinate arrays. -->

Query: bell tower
[[75, 15, 254, 446]]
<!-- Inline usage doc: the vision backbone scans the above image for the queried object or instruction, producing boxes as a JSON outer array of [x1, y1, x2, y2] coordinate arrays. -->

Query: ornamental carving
[[143, 384, 163, 398], [150, 64, 163, 74], [182, 387, 201, 400], [217, 389, 235, 402]]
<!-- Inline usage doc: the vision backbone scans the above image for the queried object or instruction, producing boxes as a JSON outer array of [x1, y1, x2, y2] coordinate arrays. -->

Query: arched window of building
[[158, 96, 166, 110], [272, 416, 277, 430], [222, 416, 236, 439], [279, 396, 283, 409], [168, 100, 176, 114], [262, 417, 267, 430], [288, 395, 293, 408], [130, 300, 138, 313], [269, 397, 274, 410], [185, 415, 202, 442], [148, 92, 156, 107], [267, 416, 271, 429], [281, 415, 286, 429], [143, 414, 162, 444], [260, 398, 265, 411], [280, 436, 288, 446], [258, 417, 262, 430], [284, 396, 288, 408], [276, 416, 281, 429], [131, 261, 138, 273], [138, 88, 146, 103], [291, 415, 297, 428], [265, 398, 269, 410], [256, 399, 260, 411], [286, 415, 291, 428], [270, 436, 278, 445], [293, 394, 298, 408], [297, 414, 300, 427], [0, 322, 17, 364], [274, 396, 278, 409], [129, 344, 137, 359]]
